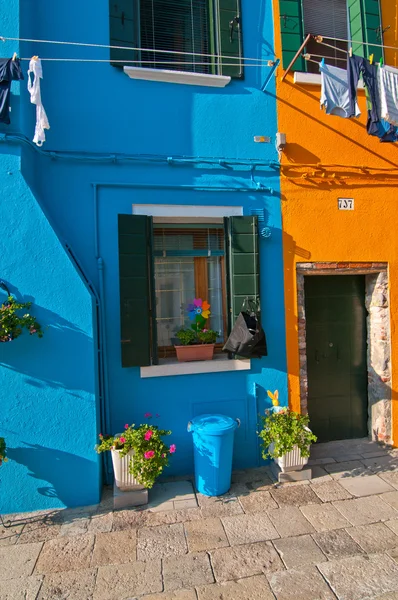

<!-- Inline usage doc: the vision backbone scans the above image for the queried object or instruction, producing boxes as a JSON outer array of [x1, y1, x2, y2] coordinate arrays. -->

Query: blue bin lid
[[189, 414, 238, 434]]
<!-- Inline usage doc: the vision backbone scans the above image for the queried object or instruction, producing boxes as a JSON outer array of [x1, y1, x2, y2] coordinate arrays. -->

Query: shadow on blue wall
[[7, 444, 97, 507]]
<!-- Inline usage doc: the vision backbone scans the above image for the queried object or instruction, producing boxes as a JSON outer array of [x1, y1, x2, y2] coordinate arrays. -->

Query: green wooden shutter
[[348, 0, 383, 61], [218, 0, 243, 78], [109, 0, 137, 66], [224, 216, 260, 331], [279, 0, 306, 72], [118, 214, 156, 368]]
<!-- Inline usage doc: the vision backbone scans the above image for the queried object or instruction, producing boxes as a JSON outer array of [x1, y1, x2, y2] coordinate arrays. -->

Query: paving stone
[[338, 474, 395, 497], [381, 492, 398, 511], [59, 515, 89, 536], [142, 508, 203, 527], [312, 529, 364, 560], [163, 552, 214, 591], [324, 460, 369, 479], [300, 503, 350, 532], [333, 453, 363, 462], [374, 592, 398, 600], [273, 534, 326, 569], [333, 496, 398, 526], [0, 542, 43, 580], [88, 511, 114, 533], [228, 482, 252, 496], [139, 591, 196, 600], [35, 534, 95, 574], [311, 481, 352, 503], [308, 457, 336, 466], [137, 523, 187, 560], [184, 518, 228, 552], [37, 568, 97, 599], [0, 521, 24, 546], [386, 519, 398, 535], [17, 522, 61, 544], [268, 506, 315, 538], [270, 485, 321, 507], [346, 522, 398, 553], [318, 553, 398, 600], [197, 574, 275, 600], [232, 467, 273, 485], [238, 491, 278, 513], [222, 513, 279, 545], [93, 561, 162, 599], [267, 565, 337, 600], [361, 455, 398, 473], [210, 541, 284, 581], [196, 494, 244, 518], [380, 471, 398, 490], [91, 530, 137, 566], [388, 547, 398, 564], [309, 466, 332, 483], [0, 575, 43, 599], [139, 591, 197, 600], [360, 450, 390, 459]]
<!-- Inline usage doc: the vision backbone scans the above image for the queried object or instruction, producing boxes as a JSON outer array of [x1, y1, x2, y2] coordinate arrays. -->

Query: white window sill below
[[124, 66, 231, 88], [140, 354, 251, 378], [294, 71, 364, 89]]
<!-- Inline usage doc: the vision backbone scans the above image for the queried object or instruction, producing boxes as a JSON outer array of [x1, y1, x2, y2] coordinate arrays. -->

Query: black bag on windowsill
[[223, 298, 267, 358]]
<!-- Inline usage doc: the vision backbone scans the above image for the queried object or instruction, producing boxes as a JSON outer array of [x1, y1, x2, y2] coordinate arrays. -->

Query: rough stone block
[[300, 503, 350, 532], [113, 484, 148, 510], [318, 553, 398, 600], [87, 512, 113, 534], [0, 575, 43, 599], [310, 481, 352, 503], [221, 513, 279, 545], [312, 529, 364, 560], [268, 506, 315, 538], [238, 491, 278, 513], [0, 542, 43, 580], [91, 530, 137, 567], [346, 522, 398, 553], [273, 534, 326, 569], [35, 534, 95, 574], [137, 523, 187, 560], [197, 574, 275, 600], [270, 485, 320, 507], [184, 518, 228, 552], [333, 496, 398, 526], [339, 474, 395, 497], [141, 591, 197, 600], [162, 552, 214, 591], [93, 561, 162, 599], [37, 568, 97, 600], [380, 471, 398, 490], [267, 565, 337, 600], [324, 460, 368, 479], [210, 541, 284, 582]]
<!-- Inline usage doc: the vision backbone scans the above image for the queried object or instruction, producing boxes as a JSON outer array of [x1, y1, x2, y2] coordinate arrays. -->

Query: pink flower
[[124, 424, 129, 429], [162, 453, 166, 458], [144, 412, 152, 418], [144, 430, 153, 441], [144, 450, 155, 459], [99, 433, 103, 438], [169, 444, 176, 454], [119, 437, 126, 444]]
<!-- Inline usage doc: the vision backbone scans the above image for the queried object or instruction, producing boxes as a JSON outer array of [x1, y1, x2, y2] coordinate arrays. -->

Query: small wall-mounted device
[[254, 136, 271, 143], [276, 132, 287, 152]]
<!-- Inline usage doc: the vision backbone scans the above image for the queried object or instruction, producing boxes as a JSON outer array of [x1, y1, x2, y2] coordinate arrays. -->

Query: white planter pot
[[111, 449, 145, 491], [270, 443, 309, 473]]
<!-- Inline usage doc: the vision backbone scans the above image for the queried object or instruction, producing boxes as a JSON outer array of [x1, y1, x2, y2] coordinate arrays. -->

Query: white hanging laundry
[[27, 58, 50, 146], [379, 65, 398, 127], [320, 62, 360, 119]]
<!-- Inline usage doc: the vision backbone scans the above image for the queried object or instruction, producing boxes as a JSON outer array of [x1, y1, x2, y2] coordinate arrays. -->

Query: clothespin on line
[[12, 52, 17, 61], [369, 54, 374, 65], [32, 55, 39, 61], [315, 35, 323, 43], [349, 47, 353, 57]]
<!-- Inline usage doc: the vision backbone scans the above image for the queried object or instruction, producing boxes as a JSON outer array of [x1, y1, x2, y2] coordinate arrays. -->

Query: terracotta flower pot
[[175, 344, 215, 362]]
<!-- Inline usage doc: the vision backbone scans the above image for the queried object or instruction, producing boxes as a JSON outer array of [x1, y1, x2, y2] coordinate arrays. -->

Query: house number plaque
[[338, 198, 354, 210]]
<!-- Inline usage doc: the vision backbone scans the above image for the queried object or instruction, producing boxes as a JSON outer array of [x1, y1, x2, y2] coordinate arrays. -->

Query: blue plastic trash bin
[[188, 414, 240, 496]]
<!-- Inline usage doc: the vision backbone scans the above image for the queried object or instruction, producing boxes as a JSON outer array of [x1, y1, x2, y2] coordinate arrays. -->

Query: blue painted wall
[[0, 0, 287, 511]]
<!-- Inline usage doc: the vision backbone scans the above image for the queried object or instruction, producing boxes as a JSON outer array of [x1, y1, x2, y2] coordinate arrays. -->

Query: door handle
[[229, 16, 240, 42]]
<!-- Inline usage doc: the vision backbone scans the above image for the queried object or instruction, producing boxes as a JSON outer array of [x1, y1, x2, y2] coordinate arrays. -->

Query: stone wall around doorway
[[296, 263, 392, 444]]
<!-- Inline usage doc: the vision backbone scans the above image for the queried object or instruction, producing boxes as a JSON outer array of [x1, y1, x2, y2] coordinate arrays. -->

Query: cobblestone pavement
[[2, 439, 398, 599]]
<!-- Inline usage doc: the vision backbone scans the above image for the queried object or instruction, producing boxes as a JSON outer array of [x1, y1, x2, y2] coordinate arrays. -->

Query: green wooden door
[[305, 275, 368, 442]]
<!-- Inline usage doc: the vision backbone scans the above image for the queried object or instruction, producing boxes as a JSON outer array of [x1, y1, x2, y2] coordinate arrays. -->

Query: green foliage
[[176, 327, 218, 345], [0, 296, 43, 343], [0, 437, 7, 465], [95, 420, 175, 489], [258, 409, 317, 460]]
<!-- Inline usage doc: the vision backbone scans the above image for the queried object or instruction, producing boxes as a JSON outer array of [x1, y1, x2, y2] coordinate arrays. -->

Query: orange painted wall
[[273, 0, 398, 443]]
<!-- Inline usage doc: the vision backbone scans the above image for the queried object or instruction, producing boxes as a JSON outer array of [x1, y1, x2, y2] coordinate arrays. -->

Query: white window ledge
[[140, 354, 251, 378], [124, 66, 231, 87], [294, 71, 364, 89]]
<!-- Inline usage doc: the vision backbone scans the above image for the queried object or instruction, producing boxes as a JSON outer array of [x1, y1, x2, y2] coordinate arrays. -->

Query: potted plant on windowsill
[[258, 392, 317, 473], [95, 414, 176, 497], [174, 298, 218, 362]]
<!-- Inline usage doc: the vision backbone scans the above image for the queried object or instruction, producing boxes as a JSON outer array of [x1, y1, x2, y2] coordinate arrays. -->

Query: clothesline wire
[[17, 58, 271, 66], [315, 38, 348, 55], [0, 34, 270, 64], [303, 53, 346, 62], [319, 34, 398, 54]]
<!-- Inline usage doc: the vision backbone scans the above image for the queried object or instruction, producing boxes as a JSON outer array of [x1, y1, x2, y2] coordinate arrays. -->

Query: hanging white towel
[[27, 58, 50, 146], [378, 65, 398, 127]]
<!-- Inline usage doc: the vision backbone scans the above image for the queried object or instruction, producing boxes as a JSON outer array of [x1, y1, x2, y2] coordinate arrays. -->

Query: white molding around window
[[140, 355, 251, 378], [132, 204, 243, 223], [124, 66, 231, 88], [294, 71, 364, 89]]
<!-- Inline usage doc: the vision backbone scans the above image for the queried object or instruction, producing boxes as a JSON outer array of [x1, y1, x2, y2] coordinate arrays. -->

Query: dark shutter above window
[[118, 214, 156, 367], [218, 0, 244, 78], [109, 0, 137, 65], [348, 0, 383, 62], [279, 0, 306, 71], [224, 216, 260, 330]]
